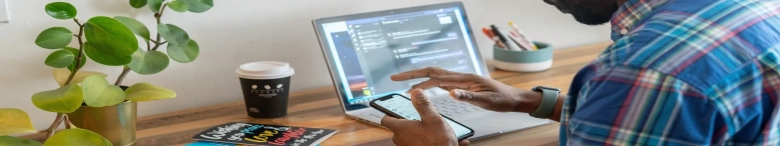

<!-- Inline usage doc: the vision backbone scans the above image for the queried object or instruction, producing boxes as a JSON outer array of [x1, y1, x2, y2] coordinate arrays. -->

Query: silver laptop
[[311, 2, 551, 141]]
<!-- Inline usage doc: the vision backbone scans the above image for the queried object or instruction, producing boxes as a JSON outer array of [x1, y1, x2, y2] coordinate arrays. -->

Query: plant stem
[[157, 4, 167, 24], [44, 113, 65, 139], [63, 115, 74, 129], [114, 5, 168, 85], [152, 42, 167, 51], [115, 67, 131, 86], [152, 4, 167, 51], [153, 5, 164, 46], [63, 18, 86, 86]]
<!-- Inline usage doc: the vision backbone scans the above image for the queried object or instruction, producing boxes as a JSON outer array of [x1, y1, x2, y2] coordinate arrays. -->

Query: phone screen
[[372, 94, 473, 139]]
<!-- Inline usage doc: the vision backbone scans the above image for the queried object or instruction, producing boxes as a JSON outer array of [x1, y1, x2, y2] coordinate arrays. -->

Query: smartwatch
[[529, 86, 561, 119]]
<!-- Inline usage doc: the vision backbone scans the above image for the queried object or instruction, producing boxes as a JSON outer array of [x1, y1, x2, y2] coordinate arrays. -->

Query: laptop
[[311, 2, 551, 141]]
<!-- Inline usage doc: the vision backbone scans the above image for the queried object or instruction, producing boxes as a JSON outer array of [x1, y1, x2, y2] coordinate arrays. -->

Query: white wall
[[0, 0, 610, 130]]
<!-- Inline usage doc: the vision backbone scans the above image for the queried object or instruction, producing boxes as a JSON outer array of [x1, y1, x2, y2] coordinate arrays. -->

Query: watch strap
[[530, 87, 559, 119]]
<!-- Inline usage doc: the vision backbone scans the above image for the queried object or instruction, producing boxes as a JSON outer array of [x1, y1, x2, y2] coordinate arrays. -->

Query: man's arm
[[561, 66, 722, 145]]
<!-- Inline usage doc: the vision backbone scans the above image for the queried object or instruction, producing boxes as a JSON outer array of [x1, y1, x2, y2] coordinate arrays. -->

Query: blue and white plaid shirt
[[561, 0, 780, 145]]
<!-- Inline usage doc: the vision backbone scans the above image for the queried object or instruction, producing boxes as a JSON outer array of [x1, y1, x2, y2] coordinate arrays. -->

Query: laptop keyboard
[[432, 99, 484, 117]]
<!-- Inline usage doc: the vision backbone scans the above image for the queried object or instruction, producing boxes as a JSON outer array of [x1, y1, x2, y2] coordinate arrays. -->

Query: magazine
[[188, 122, 337, 146]]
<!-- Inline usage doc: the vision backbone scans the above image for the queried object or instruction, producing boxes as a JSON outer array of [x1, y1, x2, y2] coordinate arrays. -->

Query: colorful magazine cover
[[189, 122, 337, 146]]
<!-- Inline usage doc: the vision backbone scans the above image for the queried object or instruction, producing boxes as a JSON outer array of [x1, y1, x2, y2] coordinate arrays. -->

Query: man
[[381, 0, 780, 145]]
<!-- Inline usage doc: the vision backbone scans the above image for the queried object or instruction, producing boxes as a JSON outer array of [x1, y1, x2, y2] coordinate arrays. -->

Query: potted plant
[[0, 0, 213, 145]]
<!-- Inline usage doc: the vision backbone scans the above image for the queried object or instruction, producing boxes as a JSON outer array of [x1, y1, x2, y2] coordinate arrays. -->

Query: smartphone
[[369, 93, 475, 140]]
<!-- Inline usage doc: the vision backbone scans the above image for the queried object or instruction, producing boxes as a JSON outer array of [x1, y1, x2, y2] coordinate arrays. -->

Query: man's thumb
[[410, 89, 441, 121]]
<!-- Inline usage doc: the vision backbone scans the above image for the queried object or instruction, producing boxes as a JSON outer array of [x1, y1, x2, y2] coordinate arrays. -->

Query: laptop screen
[[314, 2, 488, 111]]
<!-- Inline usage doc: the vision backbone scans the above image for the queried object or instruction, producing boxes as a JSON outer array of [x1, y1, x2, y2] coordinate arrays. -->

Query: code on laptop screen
[[320, 7, 483, 106]]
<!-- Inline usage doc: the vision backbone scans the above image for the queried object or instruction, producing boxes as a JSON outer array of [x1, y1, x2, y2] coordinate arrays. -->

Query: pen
[[508, 36, 529, 51], [508, 22, 536, 50], [499, 28, 528, 51], [483, 27, 507, 49], [482, 27, 494, 38], [490, 25, 513, 50], [508, 21, 538, 50], [501, 32, 526, 51], [508, 31, 533, 51]]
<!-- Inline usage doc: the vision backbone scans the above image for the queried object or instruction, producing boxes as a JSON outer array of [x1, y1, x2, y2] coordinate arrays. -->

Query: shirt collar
[[610, 0, 671, 40]]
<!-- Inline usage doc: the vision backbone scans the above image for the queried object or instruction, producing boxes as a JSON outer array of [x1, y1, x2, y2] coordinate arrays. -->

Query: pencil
[[508, 21, 538, 50]]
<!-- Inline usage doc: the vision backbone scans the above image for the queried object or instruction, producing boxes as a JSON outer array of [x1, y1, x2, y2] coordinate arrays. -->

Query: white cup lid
[[236, 61, 295, 79]]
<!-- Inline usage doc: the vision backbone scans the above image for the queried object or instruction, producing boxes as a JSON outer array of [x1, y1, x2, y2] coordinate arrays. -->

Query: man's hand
[[381, 89, 469, 146], [391, 67, 542, 113]]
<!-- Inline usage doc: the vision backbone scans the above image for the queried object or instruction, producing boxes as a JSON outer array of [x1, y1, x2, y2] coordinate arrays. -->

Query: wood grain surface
[[22, 42, 610, 146]]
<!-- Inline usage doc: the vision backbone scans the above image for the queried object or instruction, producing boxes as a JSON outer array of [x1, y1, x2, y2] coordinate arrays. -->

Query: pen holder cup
[[493, 41, 553, 72]]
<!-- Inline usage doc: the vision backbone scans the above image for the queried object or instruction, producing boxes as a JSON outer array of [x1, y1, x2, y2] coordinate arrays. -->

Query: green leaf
[[126, 83, 176, 101], [157, 24, 189, 46], [84, 16, 138, 57], [44, 50, 75, 68], [0, 136, 42, 146], [129, 0, 147, 9], [114, 16, 150, 41], [148, 0, 164, 13], [42, 129, 111, 146], [84, 42, 132, 66], [44, 2, 77, 19], [129, 49, 170, 75], [167, 1, 188, 12], [31, 85, 83, 113], [0, 108, 36, 136], [167, 39, 199, 63], [179, 0, 213, 13], [81, 76, 127, 107], [35, 27, 73, 49], [63, 47, 86, 72], [53, 68, 107, 87]]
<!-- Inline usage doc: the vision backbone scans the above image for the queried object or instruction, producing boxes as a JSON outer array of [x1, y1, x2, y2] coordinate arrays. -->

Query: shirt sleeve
[[562, 66, 727, 145]]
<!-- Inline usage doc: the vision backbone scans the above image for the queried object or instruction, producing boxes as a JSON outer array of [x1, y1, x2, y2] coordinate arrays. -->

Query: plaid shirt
[[560, 0, 780, 145]]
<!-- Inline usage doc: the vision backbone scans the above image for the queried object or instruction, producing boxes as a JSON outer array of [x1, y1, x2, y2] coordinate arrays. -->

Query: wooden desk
[[25, 42, 610, 146]]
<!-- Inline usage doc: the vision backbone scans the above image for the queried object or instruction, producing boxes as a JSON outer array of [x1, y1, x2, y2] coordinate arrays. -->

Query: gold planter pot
[[68, 101, 137, 146]]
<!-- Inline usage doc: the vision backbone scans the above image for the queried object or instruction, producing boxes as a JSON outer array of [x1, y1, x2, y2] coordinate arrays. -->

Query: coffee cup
[[235, 61, 295, 118]]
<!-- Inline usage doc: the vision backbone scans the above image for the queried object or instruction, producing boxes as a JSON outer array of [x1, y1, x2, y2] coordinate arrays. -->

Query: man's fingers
[[391, 67, 459, 81], [380, 116, 405, 131], [409, 75, 471, 91], [459, 140, 470, 146], [391, 70, 430, 81], [410, 89, 443, 123], [450, 89, 495, 106]]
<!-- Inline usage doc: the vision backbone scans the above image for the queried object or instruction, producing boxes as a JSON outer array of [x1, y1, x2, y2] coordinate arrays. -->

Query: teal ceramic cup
[[493, 41, 553, 72]]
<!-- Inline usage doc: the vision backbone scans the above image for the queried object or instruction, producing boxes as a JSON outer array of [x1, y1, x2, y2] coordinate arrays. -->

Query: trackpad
[[485, 112, 550, 131], [457, 112, 550, 139]]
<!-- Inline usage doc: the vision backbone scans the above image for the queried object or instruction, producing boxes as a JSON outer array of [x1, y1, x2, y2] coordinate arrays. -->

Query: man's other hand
[[380, 89, 469, 146], [391, 67, 541, 113]]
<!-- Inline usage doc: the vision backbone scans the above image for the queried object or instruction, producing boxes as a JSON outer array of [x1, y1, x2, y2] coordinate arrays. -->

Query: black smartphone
[[369, 93, 475, 140]]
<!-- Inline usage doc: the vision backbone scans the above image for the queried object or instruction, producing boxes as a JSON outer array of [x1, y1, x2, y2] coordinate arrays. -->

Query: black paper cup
[[236, 61, 295, 118]]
